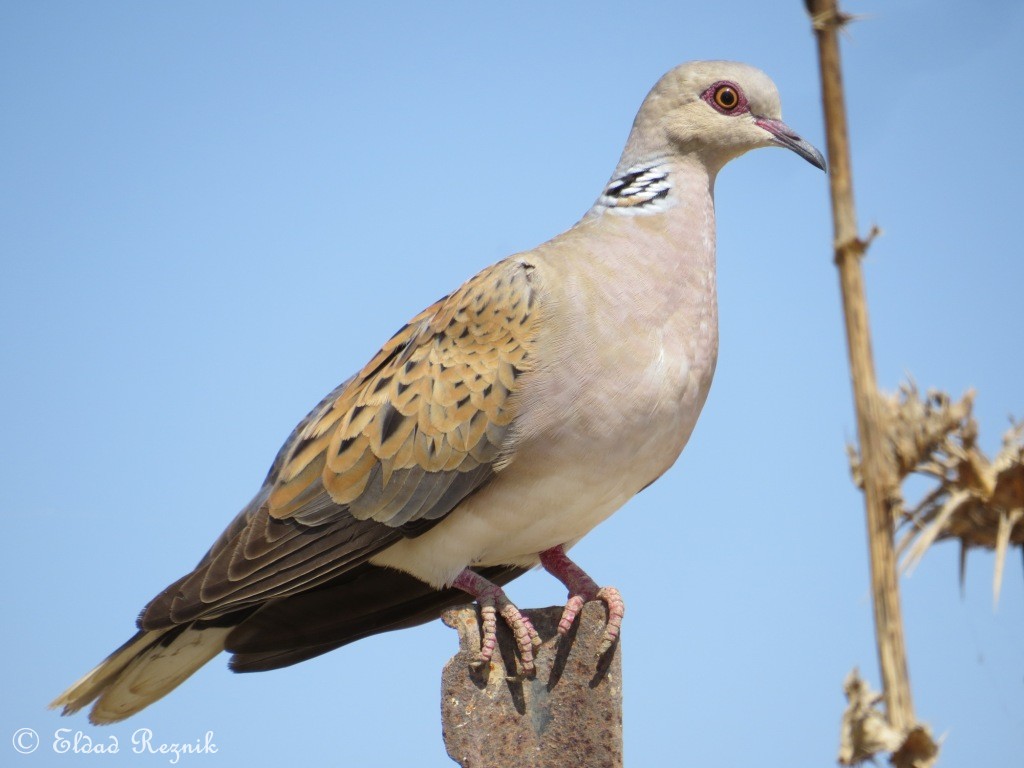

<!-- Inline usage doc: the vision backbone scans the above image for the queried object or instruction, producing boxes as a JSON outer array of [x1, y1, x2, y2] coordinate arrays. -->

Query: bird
[[51, 60, 825, 724]]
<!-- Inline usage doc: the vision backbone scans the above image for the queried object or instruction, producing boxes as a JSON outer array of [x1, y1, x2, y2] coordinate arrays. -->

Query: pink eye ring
[[702, 81, 748, 115]]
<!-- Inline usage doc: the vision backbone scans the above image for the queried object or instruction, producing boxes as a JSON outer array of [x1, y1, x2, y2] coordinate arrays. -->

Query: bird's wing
[[140, 258, 541, 628], [224, 563, 528, 672]]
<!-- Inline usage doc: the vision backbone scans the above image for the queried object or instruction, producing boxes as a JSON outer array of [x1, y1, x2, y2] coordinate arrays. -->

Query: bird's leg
[[451, 568, 542, 674], [538, 545, 624, 655]]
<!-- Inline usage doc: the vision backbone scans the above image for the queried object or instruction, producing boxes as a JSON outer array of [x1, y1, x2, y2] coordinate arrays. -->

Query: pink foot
[[539, 545, 625, 656], [452, 569, 542, 674]]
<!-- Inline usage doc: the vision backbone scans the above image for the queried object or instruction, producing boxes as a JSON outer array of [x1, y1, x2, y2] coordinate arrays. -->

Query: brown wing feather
[[223, 563, 527, 672], [140, 258, 540, 629], [268, 258, 538, 524]]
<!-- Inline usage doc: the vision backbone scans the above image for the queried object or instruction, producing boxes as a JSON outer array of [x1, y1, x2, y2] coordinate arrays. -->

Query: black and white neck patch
[[595, 161, 673, 215]]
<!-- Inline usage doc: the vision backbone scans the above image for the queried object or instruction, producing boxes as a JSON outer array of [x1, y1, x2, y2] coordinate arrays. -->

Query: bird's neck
[[583, 154, 718, 274], [590, 157, 676, 215], [572, 152, 719, 350], [587, 152, 718, 221]]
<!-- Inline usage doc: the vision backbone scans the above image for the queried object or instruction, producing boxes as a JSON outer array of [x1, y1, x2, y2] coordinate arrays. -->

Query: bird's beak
[[754, 117, 827, 172]]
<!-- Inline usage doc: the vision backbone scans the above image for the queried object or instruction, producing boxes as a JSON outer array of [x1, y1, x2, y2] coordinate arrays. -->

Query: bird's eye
[[714, 85, 739, 111]]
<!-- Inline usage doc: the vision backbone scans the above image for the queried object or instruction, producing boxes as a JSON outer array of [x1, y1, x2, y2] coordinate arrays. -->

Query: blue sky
[[3, 2, 1022, 766]]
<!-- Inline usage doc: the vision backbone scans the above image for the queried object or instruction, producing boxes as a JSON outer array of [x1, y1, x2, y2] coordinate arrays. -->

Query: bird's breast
[[373, 254, 718, 587], [373, 191, 720, 587]]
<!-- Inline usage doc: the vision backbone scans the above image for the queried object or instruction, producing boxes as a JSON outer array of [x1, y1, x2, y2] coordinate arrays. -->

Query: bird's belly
[[370, 339, 714, 588], [370, 448, 649, 587]]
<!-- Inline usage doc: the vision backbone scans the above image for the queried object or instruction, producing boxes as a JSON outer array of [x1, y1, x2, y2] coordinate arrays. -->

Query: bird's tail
[[49, 624, 231, 724]]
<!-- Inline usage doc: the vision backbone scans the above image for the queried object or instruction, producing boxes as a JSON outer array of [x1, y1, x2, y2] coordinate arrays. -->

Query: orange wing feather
[[267, 259, 540, 526], [139, 258, 541, 627]]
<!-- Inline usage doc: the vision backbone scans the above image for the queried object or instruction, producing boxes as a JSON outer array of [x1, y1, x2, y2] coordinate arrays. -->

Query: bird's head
[[627, 60, 826, 174]]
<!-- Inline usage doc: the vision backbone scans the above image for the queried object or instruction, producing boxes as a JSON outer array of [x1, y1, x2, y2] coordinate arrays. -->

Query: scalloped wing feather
[[137, 258, 540, 630], [267, 259, 539, 527]]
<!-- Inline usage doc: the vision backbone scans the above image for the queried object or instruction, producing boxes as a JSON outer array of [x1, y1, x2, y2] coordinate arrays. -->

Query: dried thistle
[[847, 381, 1024, 604], [838, 669, 939, 768], [847, 382, 974, 490], [900, 418, 1024, 604]]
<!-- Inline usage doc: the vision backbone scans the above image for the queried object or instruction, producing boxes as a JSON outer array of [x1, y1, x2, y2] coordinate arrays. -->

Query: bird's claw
[[594, 586, 624, 655], [556, 594, 586, 635], [473, 595, 541, 675], [556, 585, 624, 656]]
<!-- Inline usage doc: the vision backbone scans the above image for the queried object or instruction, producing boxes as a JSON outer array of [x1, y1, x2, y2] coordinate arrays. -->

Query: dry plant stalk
[[805, 1, 937, 765], [807, 3, 1022, 763]]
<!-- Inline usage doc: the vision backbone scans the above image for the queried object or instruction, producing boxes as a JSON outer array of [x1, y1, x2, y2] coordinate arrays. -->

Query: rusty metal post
[[441, 602, 623, 768]]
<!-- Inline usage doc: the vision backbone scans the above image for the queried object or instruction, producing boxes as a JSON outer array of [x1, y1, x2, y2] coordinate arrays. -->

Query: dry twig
[[806, 0, 919, 741], [805, 1, 940, 764]]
